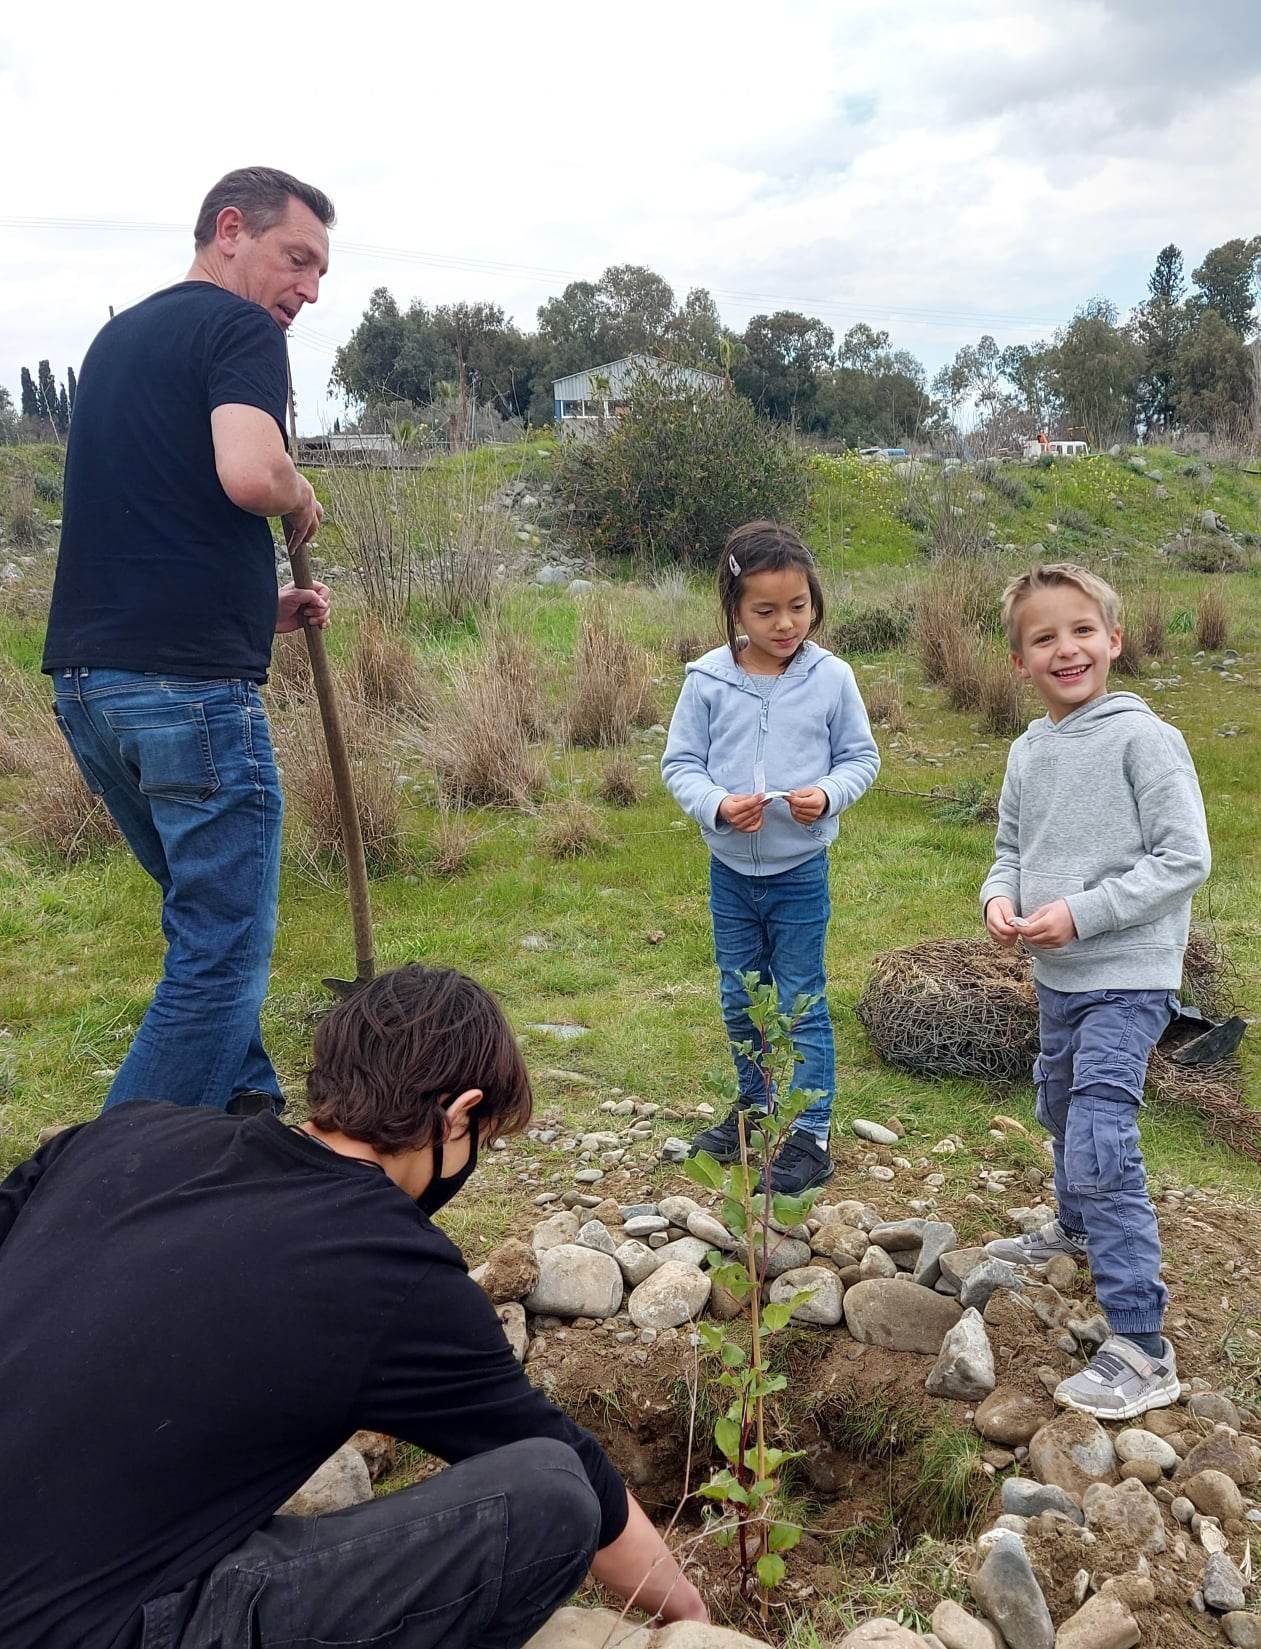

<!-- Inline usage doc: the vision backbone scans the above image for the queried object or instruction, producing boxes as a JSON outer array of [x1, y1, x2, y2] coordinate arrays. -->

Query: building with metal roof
[[552, 353, 724, 427]]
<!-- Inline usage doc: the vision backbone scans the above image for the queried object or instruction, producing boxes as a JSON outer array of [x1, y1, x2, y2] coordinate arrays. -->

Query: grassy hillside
[[0, 440, 1258, 1253]]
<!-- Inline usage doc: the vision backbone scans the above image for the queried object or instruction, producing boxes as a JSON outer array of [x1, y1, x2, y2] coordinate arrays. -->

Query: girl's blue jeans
[[1034, 981, 1174, 1338], [708, 852, 834, 1141], [51, 668, 284, 1112]]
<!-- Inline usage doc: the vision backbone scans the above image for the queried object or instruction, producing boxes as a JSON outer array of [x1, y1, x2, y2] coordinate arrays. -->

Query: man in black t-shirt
[[0, 965, 710, 1649], [43, 167, 336, 1115]]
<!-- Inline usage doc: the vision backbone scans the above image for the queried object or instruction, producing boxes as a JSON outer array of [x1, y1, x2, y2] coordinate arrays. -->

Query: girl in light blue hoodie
[[661, 521, 880, 1195]]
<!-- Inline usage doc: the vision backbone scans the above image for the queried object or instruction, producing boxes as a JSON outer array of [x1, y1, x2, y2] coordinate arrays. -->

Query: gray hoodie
[[979, 692, 1210, 991]]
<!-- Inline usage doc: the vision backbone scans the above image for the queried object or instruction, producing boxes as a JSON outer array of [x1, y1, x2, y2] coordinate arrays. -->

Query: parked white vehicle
[[1023, 439, 1089, 459]]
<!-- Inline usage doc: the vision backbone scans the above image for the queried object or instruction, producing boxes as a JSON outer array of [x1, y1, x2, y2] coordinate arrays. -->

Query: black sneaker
[[688, 1102, 767, 1164], [757, 1130, 835, 1197], [226, 1089, 284, 1118]]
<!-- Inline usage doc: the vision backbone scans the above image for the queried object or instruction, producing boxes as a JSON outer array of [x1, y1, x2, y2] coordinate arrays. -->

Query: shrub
[[1170, 535, 1250, 574], [864, 677, 909, 733], [989, 471, 1033, 509], [1135, 592, 1170, 658], [903, 468, 990, 558], [275, 700, 403, 872], [552, 372, 811, 562], [1055, 506, 1094, 535], [539, 800, 608, 860], [598, 753, 644, 807], [827, 601, 913, 655], [424, 656, 546, 809], [346, 615, 434, 721], [1196, 588, 1231, 651], [34, 472, 63, 502], [914, 565, 1000, 682], [976, 655, 1028, 735], [566, 603, 655, 747], [941, 629, 983, 711]]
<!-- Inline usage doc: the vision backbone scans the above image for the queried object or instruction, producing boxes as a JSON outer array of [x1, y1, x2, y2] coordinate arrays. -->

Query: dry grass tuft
[[598, 752, 644, 807], [13, 720, 119, 861], [1195, 587, 1231, 652], [941, 629, 983, 712], [481, 619, 551, 739], [1113, 625, 1144, 677], [539, 799, 608, 861], [426, 801, 476, 876], [674, 630, 713, 666], [1135, 592, 1170, 658], [266, 632, 314, 710], [914, 564, 1000, 686], [5, 469, 39, 546], [864, 677, 909, 733], [274, 699, 404, 872], [566, 603, 656, 747], [975, 654, 1028, 735], [346, 615, 435, 722], [424, 656, 546, 809]]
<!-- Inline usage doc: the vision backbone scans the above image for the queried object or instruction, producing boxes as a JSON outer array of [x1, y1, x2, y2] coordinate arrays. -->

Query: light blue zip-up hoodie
[[661, 641, 880, 876]]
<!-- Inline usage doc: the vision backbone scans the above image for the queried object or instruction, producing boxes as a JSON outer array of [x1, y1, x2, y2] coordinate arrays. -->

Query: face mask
[[416, 1112, 480, 1217]]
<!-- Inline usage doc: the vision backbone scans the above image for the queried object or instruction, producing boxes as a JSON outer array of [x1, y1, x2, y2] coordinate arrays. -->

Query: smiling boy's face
[[1012, 583, 1122, 721]]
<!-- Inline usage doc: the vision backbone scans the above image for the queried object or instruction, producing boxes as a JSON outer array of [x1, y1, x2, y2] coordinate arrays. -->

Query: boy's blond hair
[[1002, 562, 1122, 651]]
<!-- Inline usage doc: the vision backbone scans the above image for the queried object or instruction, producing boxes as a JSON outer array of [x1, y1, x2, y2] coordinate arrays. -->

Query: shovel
[[286, 532, 375, 998]]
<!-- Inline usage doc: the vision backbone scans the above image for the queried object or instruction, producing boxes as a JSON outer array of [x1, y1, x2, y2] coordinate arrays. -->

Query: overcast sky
[[2, 0, 1259, 431]]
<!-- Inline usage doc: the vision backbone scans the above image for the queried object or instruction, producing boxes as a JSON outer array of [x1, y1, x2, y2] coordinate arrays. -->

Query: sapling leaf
[[721, 1340, 747, 1368], [769, 1522, 802, 1552], [697, 1321, 725, 1351], [771, 1193, 810, 1224], [710, 1262, 752, 1295], [756, 1553, 786, 1588], [760, 1302, 796, 1331], [752, 1372, 788, 1397], [683, 1151, 726, 1191], [714, 1417, 741, 1461]]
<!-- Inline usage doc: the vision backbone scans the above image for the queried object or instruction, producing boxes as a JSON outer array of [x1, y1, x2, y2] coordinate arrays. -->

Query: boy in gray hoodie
[[980, 563, 1210, 1421]]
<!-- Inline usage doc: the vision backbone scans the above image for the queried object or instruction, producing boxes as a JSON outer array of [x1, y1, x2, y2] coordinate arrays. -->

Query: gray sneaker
[[985, 1220, 1088, 1269], [1055, 1336, 1180, 1421]]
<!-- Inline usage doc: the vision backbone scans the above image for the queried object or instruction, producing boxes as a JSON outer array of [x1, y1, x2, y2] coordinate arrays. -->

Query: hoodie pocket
[[1019, 870, 1085, 918]]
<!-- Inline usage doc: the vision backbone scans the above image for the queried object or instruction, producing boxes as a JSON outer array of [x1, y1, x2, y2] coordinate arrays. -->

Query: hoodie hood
[[685, 638, 832, 689], [1027, 690, 1159, 743]]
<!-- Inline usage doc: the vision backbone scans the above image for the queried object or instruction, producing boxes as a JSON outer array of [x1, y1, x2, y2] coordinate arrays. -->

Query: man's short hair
[[304, 965, 532, 1153], [1002, 562, 1122, 652], [193, 167, 336, 248]]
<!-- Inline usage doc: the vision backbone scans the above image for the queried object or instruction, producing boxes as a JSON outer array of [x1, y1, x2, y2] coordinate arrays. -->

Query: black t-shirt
[[0, 1105, 627, 1649], [42, 282, 290, 681]]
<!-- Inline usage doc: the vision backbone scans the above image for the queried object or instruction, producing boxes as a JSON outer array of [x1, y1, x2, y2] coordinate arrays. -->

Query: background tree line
[[331, 235, 1260, 449]]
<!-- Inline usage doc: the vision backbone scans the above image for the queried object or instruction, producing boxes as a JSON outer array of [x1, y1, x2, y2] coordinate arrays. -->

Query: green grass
[[1, 441, 1259, 1232]]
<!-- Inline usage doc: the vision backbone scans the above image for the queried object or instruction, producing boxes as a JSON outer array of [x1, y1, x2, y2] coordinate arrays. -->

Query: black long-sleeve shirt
[[0, 1104, 627, 1649]]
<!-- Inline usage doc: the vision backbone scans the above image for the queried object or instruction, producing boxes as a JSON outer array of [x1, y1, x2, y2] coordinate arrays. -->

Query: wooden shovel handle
[[287, 539, 375, 984]]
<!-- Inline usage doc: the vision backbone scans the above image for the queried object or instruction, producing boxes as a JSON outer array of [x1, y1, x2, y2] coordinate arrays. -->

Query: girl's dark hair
[[305, 965, 532, 1154], [718, 520, 825, 662]]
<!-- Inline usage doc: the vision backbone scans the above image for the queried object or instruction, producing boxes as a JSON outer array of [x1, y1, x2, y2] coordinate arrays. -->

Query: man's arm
[[210, 404, 321, 540], [591, 1493, 707, 1622]]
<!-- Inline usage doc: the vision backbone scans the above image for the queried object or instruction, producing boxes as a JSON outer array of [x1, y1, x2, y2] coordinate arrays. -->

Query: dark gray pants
[[140, 1439, 602, 1649]]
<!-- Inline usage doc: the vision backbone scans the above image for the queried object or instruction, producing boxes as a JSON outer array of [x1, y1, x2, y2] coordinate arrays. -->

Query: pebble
[[573, 1169, 604, 1184], [660, 1137, 690, 1163], [523, 1244, 623, 1319], [627, 1261, 712, 1330], [1203, 1552, 1247, 1613], [576, 1221, 617, 1256], [1114, 1427, 1177, 1472], [852, 1119, 900, 1146], [926, 1308, 995, 1399], [1224, 1613, 1261, 1649], [968, 1536, 1054, 1649], [769, 1265, 845, 1326], [868, 1165, 895, 1181], [623, 1215, 669, 1237], [686, 1211, 736, 1250]]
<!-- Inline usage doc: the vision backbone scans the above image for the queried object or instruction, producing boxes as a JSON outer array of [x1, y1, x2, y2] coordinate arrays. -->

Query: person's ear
[[215, 206, 246, 256], [1010, 649, 1032, 682], [1108, 627, 1123, 661], [442, 1089, 484, 1141]]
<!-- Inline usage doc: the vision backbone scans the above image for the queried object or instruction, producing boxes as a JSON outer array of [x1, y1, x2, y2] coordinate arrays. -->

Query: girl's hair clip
[[728, 553, 741, 577]]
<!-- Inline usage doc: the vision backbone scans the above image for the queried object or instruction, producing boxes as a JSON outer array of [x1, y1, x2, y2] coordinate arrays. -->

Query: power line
[[0, 212, 1067, 336]]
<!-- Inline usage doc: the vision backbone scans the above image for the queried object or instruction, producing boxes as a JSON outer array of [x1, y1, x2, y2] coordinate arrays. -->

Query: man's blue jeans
[[1034, 982, 1174, 1338], [709, 851, 834, 1140], [51, 669, 283, 1111]]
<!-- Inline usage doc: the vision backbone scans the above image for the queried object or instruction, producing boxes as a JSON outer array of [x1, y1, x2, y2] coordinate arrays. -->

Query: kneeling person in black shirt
[[0, 966, 709, 1649]]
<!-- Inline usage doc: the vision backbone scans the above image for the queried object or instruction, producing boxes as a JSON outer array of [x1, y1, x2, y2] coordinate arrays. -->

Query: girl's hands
[[787, 786, 827, 824], [718, 793, 768, 833]]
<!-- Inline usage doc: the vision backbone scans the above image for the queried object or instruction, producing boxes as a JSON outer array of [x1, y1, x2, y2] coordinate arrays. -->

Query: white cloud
[[1, 0, 1258, 427]]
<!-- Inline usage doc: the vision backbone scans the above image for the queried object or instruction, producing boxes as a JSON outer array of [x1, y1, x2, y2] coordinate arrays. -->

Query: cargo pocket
[[103, 702, 219, 803], [1065, 1095, 1141, 1194]]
